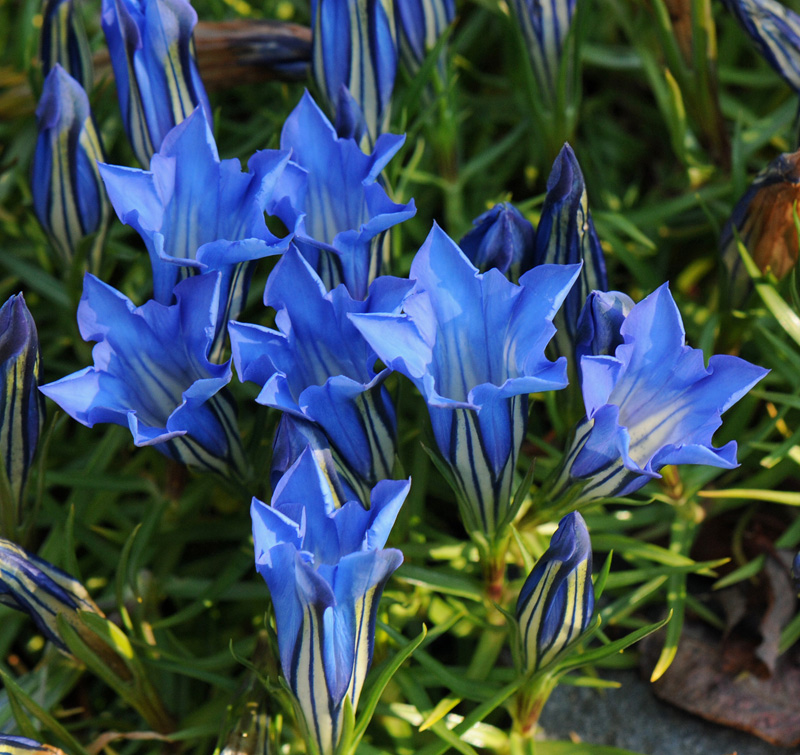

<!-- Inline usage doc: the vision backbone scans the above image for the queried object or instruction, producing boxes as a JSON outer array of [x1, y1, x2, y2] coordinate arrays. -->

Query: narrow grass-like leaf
[[557, 613, 671, 673], [419, 698, 461, 732], [712, 553, 766, 590], [591, 534, 703, 568], [650, 513, 695, 682], [593, 551, 613, 601], [396, 564, 483, 600], [0, 669, 89, 755], [4, 679, 40, 740], [379, 622, 491, 701], [413, 677, 524, 755], [779, 610, 800, 654], [600, 576, 668, 626], [348, 626, 427, 753], [426, 720, 481, 755], [698, 488, 800, 505], [536, 743, 647, 755], [737, 235, 800, 347]]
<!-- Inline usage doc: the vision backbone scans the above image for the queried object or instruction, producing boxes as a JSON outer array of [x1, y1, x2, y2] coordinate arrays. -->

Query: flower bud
[[0, 537, 103, 651], [509, 0, 577, 105], [101, 0, 212, 166], [0, 294, 43, 519], [40, 0, 93, 87], [516, 512, 594, 674], [0, 735, 66, 755], [395, 0, 455, 72], [459, 202, 536, 277], [534, 143, 607, 348], [311, 0, 398, 147], [32, 65, 108, 263], [721, 149, 800, 305]]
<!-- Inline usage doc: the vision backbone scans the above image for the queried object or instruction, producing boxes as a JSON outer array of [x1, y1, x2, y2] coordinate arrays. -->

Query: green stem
[[512, 671, 558, 739]]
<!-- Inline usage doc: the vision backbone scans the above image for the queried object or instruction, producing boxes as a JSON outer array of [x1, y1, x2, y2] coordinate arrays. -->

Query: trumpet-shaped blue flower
[[516, 512, 593, 674], [40, 273, 246, 479], [0, 537, 103, 651], [554, 284, 769, 502], [0, 735, 66, 755], [0, 295, 43, 519], [721, 0, 800, 94], [252, 447, 408, 755], [720, 149, 800, 305], [32, 65, 109, 264], [40, 0, 93, 87], [311, 0, 397, 146], [351, 224, 580, 542], [230, 247, 412, 502], [395, 0, 456, 72], [101, 0, 212, 166], [271, 415, 360, 504], [459, 202, 536, 278], [510, 0, 577, 104], [278, 91, 416, 300], [535, 144, 606, 350], [99, 108, 294, 359]]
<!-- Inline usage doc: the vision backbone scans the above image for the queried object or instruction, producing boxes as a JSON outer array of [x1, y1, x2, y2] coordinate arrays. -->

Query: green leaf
[[535, 743, 648, 755], [396, 563, 483, 600], [698, 488, 800, 505], [650, 512, 695, 681], [511, 525, 535, 575], [593, 551, 614, 601], [0, 254, 71, 308], [347, 626, 427, 754], [779, 610, 800, 654], [558, 613, 671, 673], [591, 534, 706, 569], [712, 554, 765, 590], [379, 622, 492, 701], [419, 698, 462, 732], [413, 677, 525, 755], [0, 668, 89, 755], [736, 234, 800, 347]]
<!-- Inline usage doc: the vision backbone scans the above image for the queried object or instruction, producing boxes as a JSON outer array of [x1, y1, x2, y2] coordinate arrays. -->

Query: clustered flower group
[[2, 0, 777, 751]]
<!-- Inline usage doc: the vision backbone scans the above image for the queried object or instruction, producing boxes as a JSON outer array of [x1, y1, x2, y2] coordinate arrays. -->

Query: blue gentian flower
[[459, 202, 536, 277], [39, 273, 247, 479], [311, 0, 398, 146], [351, 224, 580, 542], [101, 0, 212, 166], [509, 0, 577, 104], [32, 65, 108, 264], [252, 447, 408, 755], [0, 735, 66, 754], [278, 91, 416, 300], [721, 0, 800, 93], [0, 295, 43, 519], [395, 0, 456, 72], [98, 108, 294, 360], [574, 290, 634, 370], [535, 144, 607, 350], [230, 246, 412, 502], [270, 415, 360, 504], [554, 284, 769, 502], [0, 537, 103, 651], [516, 512, 593, 674], [720, 149, 800, 305], [40, 0, 93, 87]]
